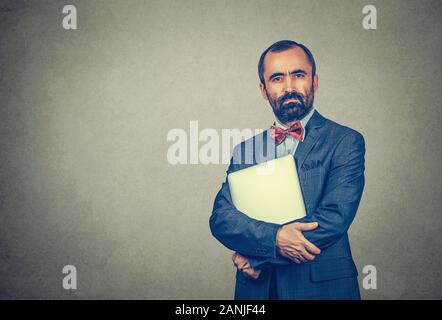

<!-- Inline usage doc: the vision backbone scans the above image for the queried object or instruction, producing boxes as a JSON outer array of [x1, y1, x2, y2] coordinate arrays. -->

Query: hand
[[232, 252, 261, 279], [276, 222, 321, 264]]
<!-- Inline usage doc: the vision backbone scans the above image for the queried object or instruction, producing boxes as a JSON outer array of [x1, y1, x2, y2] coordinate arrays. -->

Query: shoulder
[[320, 114, 365, 148]]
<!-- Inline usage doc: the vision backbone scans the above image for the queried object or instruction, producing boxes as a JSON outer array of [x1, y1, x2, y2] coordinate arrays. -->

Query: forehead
[[263, 47, 312, 76]]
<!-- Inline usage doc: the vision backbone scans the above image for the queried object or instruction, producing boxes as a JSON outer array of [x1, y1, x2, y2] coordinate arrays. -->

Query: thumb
[[298, 222, 318, 231]]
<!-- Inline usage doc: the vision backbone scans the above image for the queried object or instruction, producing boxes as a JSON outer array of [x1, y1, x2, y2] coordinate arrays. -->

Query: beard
[[268, 87, 314, 123]]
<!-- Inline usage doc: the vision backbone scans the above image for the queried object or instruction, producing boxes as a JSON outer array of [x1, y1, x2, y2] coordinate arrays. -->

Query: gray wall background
[[0, 0, 441, 299]]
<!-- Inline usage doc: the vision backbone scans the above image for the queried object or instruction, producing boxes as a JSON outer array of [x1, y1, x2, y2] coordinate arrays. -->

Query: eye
[[295, 73, 305, 78], [272, 76, 282, 82]]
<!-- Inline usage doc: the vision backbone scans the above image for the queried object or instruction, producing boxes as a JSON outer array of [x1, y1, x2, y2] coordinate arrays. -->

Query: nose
[[282, 75, 294, 92]]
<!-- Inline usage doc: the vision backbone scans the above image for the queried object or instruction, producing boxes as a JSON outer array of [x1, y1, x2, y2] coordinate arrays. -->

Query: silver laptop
[[228, 154, 306, 225]]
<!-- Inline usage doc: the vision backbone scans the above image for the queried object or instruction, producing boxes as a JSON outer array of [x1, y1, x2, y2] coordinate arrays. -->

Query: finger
[[242, 262, 251, 270], [243, 267, 261, 279], [236, 254, 250, 269], [296, 233, 321, 255], [284, 251, 302, 264], [297, 255, 307, 263], [278, 249, 291, 259], [300, 248, 316, 261], [237, 260, 248, 269], [304, 239, 321, 255], [233, 256, 241, 267], [233, 255, 242, 268], [233, 253, 242, 262], [242, 267, 254, 278], [283, 249, 298, 261], [281, 247, 305, 261], [298, 222, 319, 232]]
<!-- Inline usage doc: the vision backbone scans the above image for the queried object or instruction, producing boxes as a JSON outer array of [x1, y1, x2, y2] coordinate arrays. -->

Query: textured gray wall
[[0, 0, 441, 299]]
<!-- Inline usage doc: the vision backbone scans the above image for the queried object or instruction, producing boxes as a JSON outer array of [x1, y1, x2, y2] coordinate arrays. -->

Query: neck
[[281, 119, 300, 128]]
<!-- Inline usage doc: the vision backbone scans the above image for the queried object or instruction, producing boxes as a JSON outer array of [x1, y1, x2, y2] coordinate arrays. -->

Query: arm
[[209, 147, 281, 259], [219, 132, 365, 269], [210, 144, 322, 269], [297, 131, 366, 249]]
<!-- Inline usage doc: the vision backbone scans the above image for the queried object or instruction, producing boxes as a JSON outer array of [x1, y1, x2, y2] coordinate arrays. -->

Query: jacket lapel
[[254, 110, 327, 167], [294, 110, 327, 172]]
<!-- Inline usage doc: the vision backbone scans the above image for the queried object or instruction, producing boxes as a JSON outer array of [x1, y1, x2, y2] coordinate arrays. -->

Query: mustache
[[277, 91, 306, 106]]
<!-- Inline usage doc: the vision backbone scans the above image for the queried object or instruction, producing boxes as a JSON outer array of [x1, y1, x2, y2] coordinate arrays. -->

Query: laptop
[[227, 154, 306, 225]]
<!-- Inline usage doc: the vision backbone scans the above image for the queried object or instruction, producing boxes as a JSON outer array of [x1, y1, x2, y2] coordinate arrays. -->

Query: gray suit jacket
[[210, 110, 365, 299]]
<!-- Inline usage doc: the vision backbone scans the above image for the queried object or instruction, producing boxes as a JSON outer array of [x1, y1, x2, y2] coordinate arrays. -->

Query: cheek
[[298, 82, 313, 96], [269, 86, 284, 100], [271, 92, 283, 103], [265, 87, 279, 101]]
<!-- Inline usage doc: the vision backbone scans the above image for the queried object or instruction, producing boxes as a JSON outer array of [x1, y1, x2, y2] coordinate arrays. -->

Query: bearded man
[[210, 40, 365, 300]]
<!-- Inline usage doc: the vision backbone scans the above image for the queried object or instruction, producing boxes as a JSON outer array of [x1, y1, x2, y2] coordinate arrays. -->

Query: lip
[[284, 98, 298, 103]]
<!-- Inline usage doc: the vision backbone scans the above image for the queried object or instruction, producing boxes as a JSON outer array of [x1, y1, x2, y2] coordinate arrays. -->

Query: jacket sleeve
[[297, 131, 366, 249], [209, 146, 282, 259]]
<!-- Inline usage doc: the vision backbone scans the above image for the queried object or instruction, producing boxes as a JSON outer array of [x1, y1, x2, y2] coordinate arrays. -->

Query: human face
[[259, 47, 318, 125]]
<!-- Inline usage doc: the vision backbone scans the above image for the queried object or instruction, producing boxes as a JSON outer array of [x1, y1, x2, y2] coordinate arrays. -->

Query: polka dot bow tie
[[270, 121, 304, 145]]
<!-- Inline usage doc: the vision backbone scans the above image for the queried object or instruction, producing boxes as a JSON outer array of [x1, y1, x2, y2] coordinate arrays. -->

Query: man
[[209, 40, 365, 300]]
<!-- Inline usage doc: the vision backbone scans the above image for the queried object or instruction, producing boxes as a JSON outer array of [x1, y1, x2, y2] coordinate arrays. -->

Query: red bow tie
[[270, 121, 304, 145]]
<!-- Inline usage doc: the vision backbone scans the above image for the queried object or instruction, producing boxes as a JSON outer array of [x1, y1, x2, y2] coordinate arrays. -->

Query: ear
[[313, 74, 318, 92], [259, 83, 268, 101]]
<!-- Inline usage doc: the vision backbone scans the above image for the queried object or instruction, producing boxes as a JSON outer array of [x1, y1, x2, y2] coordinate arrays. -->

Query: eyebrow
[[268, 69, 308, 81]]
